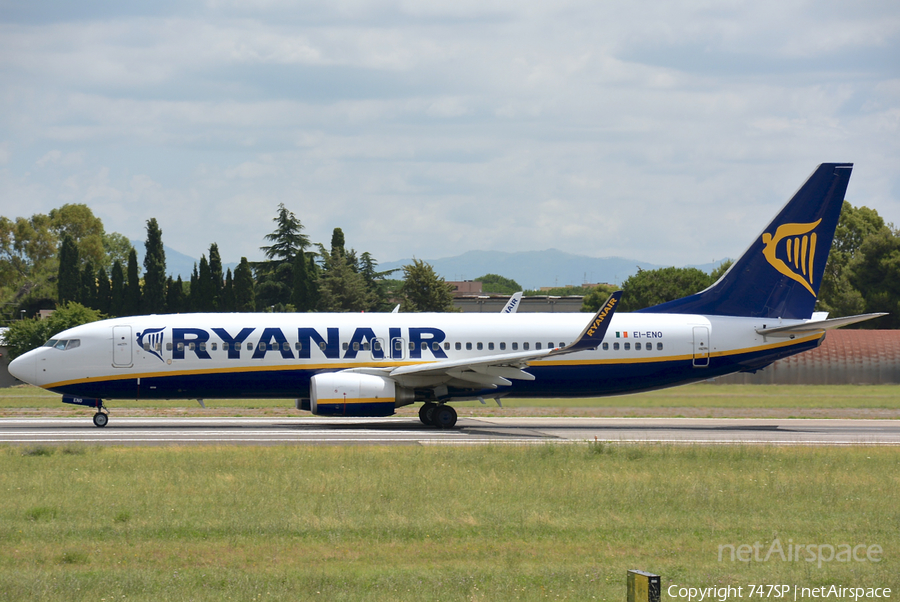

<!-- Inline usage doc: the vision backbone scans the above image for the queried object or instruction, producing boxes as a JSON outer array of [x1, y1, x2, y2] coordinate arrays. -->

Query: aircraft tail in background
[[640, 163, 853, 319]]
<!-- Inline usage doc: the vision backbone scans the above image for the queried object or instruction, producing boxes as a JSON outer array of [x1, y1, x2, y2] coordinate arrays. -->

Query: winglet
[[550, 291, 622, 356]]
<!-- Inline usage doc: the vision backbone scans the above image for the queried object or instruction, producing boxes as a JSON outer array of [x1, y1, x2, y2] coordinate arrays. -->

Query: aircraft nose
[[8, 352, 36, 386]]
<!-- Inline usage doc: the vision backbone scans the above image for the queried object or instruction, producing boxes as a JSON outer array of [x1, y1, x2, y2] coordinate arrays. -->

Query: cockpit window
[[44, 339, 80, 351]]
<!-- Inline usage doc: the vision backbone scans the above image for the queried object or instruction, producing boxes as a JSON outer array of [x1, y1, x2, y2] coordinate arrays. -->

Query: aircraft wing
[[755, 313, 887, 336], [345, 292, 622, 388]]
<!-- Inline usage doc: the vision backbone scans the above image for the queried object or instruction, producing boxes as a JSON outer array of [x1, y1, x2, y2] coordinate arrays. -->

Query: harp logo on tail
[[761, 219, 822, 296]]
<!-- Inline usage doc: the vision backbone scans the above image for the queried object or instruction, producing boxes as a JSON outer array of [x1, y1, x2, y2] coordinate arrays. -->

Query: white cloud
[[0, 0, 897, 268]]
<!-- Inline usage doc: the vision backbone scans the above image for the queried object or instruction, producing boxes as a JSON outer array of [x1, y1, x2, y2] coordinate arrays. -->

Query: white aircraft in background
[[8, 164, 884, 428]]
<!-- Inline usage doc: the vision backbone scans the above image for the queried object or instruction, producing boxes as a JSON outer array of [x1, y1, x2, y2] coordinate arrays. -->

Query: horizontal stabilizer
[[756, 313, 887, 336]]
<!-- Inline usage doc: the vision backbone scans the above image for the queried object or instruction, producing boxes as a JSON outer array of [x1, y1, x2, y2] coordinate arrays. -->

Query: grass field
[[0, 443, 897, 601], [2, 383, 900, 418]]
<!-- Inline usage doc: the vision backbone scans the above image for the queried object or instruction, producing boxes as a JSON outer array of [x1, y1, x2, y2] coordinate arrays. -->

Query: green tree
[[261, 204, 309, 262], [103, 232, 133, 270], [95, 266, 111, 315], [330, 227, 346, 259], [817, 202, 885, 318], [4, 302, 103, 359], [291, 251, 318, 311], [222, 268, 235, 312], [581, 283, 621, 312], [233, 258, 256, 312], [80, 261, 97, 309], [709, 259, 733, 282], [316, 245, 374, 312], [109, 260, 125, 317], [142, 218, 167, 314], [207, 243, 224, 310], [188, 264, 199, 312], [166, 276, 186, 314], [847, 227, 900, 329], [617, 266, 713, 312], [476, 273, 522, 294], [0, 213, 58, 317], [57, 235, 80, 305], [399, 259, 457, 312], [196, 255, 214, 312], [48, 204, 106, 269], [124, 248, 142, 316]]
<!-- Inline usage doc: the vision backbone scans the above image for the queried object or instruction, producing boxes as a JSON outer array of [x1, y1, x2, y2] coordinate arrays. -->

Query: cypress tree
[[142, 218, 167, 313], [188, 263, 199, 312], [110, 260, 125, 317], [80, 260, 97, 310], [95, 266, 111, 314], [166, 275, 185, 313], [208, 243, 223, 310], [233, 258, 255, 312], [197, 256, 213, 312], [222, 268, 235, 312], [124, 248, 142, 316], [57, 235, 80, 304]]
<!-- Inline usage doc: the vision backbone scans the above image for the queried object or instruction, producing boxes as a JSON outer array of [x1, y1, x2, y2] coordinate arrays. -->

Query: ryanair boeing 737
[[8, 163, 885, 428]]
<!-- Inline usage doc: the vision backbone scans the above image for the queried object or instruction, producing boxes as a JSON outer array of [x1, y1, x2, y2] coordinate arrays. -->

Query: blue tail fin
[[639, 163, 853, 319]]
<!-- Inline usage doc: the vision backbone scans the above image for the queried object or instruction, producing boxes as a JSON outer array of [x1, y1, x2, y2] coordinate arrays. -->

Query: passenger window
[[177, 343, 185, 351], [144, 342, 151, 351], [500, 342, 506, 350], [394, 340, 402, 351], [536, 342, 541, 350], [223, 342, 230, 351], [624, 343, 630, 350], [613, 342, 619, 350], [373, 341, 380, 351], [211, 343, 217, 351], [444, 342, 450, 350], [657, 342, 663, 351], [602, 342, 608, 350], [409, 342, 415, 351], [512, 342, 518, 350], [247, 342, 253, 350], [363, 342, 369, 351], [548, 342, 554, 349], [352, 342, 359, 351], [199, 343, 206, 351], [189, 343, 196, 351], [488, 342, 494, 351], [455, 342, 461, 351], [523, 342, 530, 350], [432, 342, 440, 351], [283, 342, 290, 351], [421, 342, 427, 351], [635, 342, 641, 350], [647, 344, 652, 352], [466, 342, 472, 351], [477, 342, 483, 351], [258, 343, 265, 351], [342, 342, 349, 351], [167, 343, 173, 351]]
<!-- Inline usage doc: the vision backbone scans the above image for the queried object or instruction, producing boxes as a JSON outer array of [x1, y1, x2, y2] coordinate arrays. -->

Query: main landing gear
[[92, 410, 109, 428], [418, 402, 457, 429]]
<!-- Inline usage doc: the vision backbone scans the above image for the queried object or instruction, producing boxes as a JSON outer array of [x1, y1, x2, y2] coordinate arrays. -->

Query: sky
[[1, 0, 898, 272]]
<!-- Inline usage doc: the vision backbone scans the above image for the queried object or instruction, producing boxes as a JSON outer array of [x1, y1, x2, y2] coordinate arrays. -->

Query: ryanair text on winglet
[[587, 296, 618, 337]]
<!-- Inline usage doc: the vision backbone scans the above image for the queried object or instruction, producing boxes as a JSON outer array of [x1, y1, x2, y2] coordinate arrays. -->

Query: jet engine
[[309, 372, 415, 417]]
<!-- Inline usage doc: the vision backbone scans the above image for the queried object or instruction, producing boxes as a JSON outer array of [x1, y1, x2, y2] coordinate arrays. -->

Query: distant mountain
[[132, 242, 237, 281], [379, 249, 726, 290], [133, 243, 724, 291]]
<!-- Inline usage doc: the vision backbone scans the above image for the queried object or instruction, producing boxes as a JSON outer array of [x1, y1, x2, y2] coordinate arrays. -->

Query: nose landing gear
[[62, 396, 110, 427]]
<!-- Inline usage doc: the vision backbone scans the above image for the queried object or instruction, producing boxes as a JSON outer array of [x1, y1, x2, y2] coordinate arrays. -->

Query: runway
[[0, 416, 898, 446]]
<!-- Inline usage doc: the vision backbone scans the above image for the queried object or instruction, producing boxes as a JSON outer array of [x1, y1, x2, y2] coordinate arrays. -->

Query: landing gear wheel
[[432, 405, 457, 429], [419, 402, 437, 426], [92, 412, 108, 428]]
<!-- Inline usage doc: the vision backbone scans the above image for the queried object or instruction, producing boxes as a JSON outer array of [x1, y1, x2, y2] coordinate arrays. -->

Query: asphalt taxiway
[[0, 417, 898, 446]]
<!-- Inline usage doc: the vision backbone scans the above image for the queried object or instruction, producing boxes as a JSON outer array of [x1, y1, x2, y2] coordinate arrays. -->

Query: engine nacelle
[[309, 373, 414, 417]]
